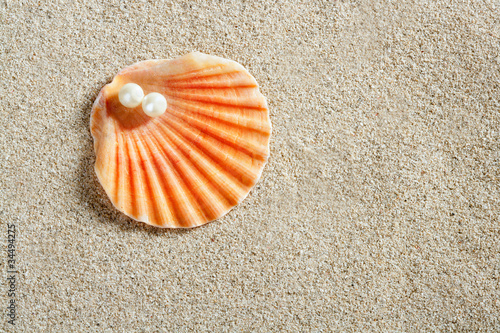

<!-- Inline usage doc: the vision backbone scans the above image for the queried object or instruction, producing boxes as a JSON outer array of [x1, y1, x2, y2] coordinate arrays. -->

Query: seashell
[[90, 52, 271, 228]]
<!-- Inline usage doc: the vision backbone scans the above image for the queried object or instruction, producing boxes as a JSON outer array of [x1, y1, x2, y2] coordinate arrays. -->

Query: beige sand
[[1, 0, 499, 331]]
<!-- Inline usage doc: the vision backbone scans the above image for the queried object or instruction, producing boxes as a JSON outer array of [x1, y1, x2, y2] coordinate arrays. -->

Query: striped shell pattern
[[90, 52, 271, 228]]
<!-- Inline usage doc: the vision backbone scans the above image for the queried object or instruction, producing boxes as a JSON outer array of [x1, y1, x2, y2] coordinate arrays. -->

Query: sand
[[1, 0, 499, 331]]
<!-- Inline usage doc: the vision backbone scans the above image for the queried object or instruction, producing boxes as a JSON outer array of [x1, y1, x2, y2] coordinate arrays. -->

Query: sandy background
[[1, 0, 499, 331]]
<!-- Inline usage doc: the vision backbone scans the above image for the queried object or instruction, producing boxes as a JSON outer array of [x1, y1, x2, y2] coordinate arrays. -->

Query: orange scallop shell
[[90, 52, 271, 228]]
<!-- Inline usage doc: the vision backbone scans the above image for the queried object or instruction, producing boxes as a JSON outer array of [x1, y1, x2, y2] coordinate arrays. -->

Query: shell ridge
[[149, 129, 210, 226], [124, 133, 137, 217], [146, 126, 206, 227], [168, 82, 257, 91], [127, 133, 152, 223], [127, 59, 238, 83], [150, 120, 248, 205], [138, 81, 254, 94], [146, 119, 225, 217], [164, 88, 266, 110], [135, 131, 183, 227], [164, 93, 268, 115], [131, 132, 160, 225], [161, 111, 268, 160], [124, 133, 137, 218], [155, 115, 262, 182], [156, 113, 268, 185], [115, 132, 131, 212], [168, 100, 271, 135], [158, 64, 237, 82], [162, 67, 235, 82], [165, 71, 256, 89], [168, 103, 271, 150], [141, 135, 185, 227], [145, 123, 229, 223], [137, 70, 256, 91], [167, 96, 271, 132], [162, 91, 267, 111], [153, 120, 256, 204], [112, 124, 121, 205], [142, 134, 189, 227], [152, 83, 258, 90]]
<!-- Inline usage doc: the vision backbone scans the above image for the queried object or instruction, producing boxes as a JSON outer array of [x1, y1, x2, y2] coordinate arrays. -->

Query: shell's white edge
[[90, 52, 272, 229]]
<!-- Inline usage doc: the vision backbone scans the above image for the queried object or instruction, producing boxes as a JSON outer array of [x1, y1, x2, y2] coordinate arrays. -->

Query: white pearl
[[142, 92, 167, 117], [118, 83, 144, 108]]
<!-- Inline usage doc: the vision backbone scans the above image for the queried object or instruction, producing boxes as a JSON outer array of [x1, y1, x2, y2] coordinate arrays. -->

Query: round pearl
[[118, 83, 144, 108], [142, 92, 167, 117]]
